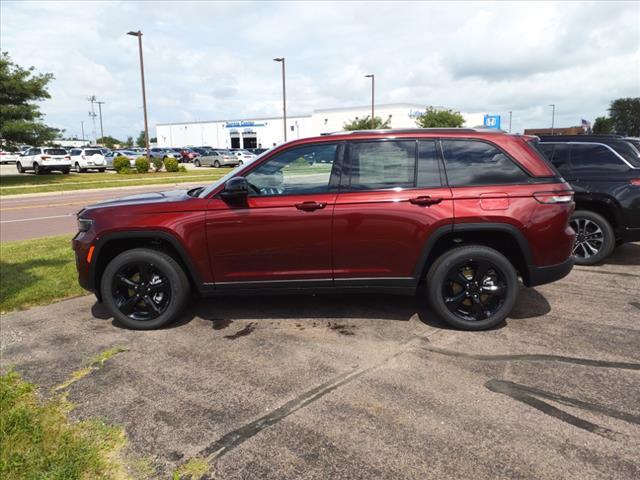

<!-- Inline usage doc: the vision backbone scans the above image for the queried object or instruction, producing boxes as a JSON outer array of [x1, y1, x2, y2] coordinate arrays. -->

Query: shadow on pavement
[[90, 283, 552, 331], [604, 243, 640, 266]]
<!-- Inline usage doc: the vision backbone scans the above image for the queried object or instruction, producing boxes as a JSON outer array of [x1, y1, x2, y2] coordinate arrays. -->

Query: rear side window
[[441, 140, 529, 186], [417, 140, 442, 187], [570, 144, 628, 172], [606, 141, 640, 167], [348, 140, 416, 190]]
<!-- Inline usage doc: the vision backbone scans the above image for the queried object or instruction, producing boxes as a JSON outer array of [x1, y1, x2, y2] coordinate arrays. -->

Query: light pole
[[81, 121, 85, 143], [365, 74, 375, 128], [549, 104, 555, 135], [508, 111, 512, 133], [127, 30, 151, 162], [96, 100, 105, 141], [88, 95, 97, 144], [273, 57, 287, 142]]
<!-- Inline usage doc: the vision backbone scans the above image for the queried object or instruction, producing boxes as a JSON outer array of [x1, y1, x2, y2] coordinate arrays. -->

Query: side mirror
[[221, 176, 249, 200]]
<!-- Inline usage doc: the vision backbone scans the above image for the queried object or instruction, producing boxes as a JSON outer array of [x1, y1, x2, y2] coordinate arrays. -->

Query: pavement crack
[[52, 346, 125, 392], [197, 339, 415, 465], [420, 343, 640, 370], [486, 379, 640, 439]]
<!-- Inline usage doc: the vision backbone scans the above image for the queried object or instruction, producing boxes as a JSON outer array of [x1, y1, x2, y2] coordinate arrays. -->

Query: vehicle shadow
[[90, 283, 552, 331], [603, 243, 640, 266]]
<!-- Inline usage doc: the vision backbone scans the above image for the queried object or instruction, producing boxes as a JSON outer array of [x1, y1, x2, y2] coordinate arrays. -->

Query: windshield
[[198, 150, 271, 198]]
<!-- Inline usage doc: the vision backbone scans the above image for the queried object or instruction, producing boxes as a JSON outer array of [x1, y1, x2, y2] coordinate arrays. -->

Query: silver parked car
[[105, 150, 137, 169], [193, 149, 239, 168]]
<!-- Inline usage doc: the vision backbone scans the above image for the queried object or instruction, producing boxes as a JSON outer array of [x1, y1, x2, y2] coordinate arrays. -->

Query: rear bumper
[[526, 256, 574, 287]]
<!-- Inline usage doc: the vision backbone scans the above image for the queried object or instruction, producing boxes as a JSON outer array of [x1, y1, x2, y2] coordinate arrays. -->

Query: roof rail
[[328, 127, 505, 135]]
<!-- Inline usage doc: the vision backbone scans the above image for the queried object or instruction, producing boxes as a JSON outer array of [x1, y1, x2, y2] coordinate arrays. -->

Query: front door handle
[[409, 196, 443, 207], [295, 201, 327, 211]]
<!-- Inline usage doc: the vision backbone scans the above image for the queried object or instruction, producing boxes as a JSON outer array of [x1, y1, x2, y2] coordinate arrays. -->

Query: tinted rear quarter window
[[441, 140, 529, 186], [570, 144, 629, 172], [348, 140, 416, 190]]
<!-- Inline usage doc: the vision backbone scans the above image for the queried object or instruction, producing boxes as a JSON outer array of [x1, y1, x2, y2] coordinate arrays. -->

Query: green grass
[[0, 371, 129, 480], [173, 457, 210, 480], [0, 169, 227, 196], [0, 235, 84, 313]]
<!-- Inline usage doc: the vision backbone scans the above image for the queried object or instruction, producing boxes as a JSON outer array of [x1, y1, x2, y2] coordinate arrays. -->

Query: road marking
[[0, 213, 75, 224]]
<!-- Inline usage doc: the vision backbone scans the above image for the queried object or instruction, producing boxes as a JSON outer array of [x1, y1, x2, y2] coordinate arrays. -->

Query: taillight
[[533, 190, 574, 204], [65, 155, 70, 159], [41, 155, 51, 160], [630, 179, 640, 186]]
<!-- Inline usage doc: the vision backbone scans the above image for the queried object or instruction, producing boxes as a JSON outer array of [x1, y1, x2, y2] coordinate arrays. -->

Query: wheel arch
[[415, 223, 534, 286], [91, 230, 203, 301], [573, 196, 621, 236]]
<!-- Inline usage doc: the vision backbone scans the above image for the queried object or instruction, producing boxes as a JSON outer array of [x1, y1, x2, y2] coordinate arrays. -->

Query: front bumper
[[72, 231, 96, 294], [526, 256, 575, 287]]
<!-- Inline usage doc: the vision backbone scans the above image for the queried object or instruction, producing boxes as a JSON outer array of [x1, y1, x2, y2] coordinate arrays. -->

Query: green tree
[[135, 131, 146, 147], [343, 115, 391, 130], [97, 136, 121, 149], [592, 116, 614, 134], [124, 136, 134, 147], [415, 107, 465, 128], [608, 97, 640, 136], [0, 52, 59, 147]]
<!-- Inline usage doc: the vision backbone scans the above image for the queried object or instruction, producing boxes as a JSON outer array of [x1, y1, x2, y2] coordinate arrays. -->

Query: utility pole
[[96, 100, 105, 141], [88, 95, 97, 144], [508, 111, 512, 133], [127, 30, 151, 162], [81, 121, 85, 143], [365, 74, 375, 128], [273, 57, 287, 142], [549, 104, 556, 135]]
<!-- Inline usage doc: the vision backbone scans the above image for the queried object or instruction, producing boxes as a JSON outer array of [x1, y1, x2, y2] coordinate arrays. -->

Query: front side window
[[348, 140, 416, 190], [441, 140, 529, 186], [246, 143, 337, 196], [570, 144, 628, 172]]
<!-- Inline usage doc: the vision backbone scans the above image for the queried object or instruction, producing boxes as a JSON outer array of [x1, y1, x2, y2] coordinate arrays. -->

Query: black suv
[[537, 135, 640, 265]]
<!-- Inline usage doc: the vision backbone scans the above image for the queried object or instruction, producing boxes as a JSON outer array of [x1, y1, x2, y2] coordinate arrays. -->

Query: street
[[2, 243, 639, 479]]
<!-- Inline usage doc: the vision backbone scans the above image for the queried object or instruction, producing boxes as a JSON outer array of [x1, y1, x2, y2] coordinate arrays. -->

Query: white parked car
[[230, 149, 257, 164], [17, 147, 72, 174], [68, 148, 107, 172], [0, 150, 21, 164]]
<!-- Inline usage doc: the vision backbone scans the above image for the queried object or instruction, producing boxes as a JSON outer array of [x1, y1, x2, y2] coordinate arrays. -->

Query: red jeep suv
[[72, 129, 575, 331]]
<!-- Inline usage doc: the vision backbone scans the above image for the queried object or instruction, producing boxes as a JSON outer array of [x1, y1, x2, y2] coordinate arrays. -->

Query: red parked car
[[72, 128, 575, 330]]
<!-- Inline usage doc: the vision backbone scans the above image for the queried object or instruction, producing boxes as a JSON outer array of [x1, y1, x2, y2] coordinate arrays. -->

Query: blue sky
[[1, 1, 639, 140]]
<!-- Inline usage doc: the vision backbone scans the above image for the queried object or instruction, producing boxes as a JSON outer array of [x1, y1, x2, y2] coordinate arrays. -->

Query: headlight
[[77, 217, 94, 232]]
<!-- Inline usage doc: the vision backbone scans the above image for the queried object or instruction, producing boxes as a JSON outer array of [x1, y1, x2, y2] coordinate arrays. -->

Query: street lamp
[[365, 74, 375, 129], [273, 57, 287, 142], [549, 104, 556, 136], [96, 100, 105, 141], [127, 30, 151, 161], [508, 111, 512, 133]]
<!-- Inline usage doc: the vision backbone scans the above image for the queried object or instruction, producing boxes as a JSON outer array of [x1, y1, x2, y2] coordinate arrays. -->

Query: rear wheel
[[16, 162, 24, 173], [570, 210, 615, 265], [194, 159, 201, 167], [33, 163, 41, 175], [213, 160, 221, 168], [74, 162, 82, 173], [426, 245, 518, 331], [62, 169, 70, 174], [98, 168, 106, 173], [100, 248, 189, 330]]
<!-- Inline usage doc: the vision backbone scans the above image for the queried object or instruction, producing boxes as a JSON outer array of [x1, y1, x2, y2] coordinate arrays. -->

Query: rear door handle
[[409, 196, 443, 206], [295, 201, 327, 211]]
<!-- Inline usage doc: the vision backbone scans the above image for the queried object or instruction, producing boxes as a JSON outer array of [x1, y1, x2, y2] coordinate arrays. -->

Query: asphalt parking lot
[[2, 244, 639, 479]]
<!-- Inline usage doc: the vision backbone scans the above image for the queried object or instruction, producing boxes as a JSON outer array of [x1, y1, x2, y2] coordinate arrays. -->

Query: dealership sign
[[225, 121, 265, 128], [483, 115, 501, 129]]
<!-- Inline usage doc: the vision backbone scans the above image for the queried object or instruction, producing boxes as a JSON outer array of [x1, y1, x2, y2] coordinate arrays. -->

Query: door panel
[[332, 188, 453, 278], [206, 194, 336, 283]]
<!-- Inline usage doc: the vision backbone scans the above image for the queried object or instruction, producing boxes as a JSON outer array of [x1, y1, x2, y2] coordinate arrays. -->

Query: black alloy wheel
[[426, 245, 518, 330], [111, 262, 171, 321], [441, 260, 507, 322]]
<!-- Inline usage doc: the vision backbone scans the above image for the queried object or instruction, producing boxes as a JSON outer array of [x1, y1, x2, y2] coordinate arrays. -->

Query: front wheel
[[100, 248, 190, 330], [570, 210, 615, 265], [213, 160, 221, 168], [62, 169, 70, 174], [194, 159, 201, 167], [426, 245, 518, 331], [98, 168, 106, 173], [16, 162, 24, 173]]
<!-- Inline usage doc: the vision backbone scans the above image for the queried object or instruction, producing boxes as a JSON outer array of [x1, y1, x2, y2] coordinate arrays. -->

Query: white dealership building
[[156, 103, 486, 149]]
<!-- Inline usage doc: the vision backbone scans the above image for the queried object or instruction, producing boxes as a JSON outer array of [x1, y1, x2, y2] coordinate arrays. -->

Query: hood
[[85, 188, 197, 210]]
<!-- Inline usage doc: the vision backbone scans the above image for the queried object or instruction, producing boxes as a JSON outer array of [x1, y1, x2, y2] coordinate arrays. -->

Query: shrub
[[113, 156, 131, 173], [135, 157, 150, 173], [164, 157, 179, 172], [178, 165, 187, 172], [152, 157, 163, 172]]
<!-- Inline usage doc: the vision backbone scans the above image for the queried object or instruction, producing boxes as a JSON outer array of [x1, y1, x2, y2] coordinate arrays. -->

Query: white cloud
[[1, 0, 638, 140]]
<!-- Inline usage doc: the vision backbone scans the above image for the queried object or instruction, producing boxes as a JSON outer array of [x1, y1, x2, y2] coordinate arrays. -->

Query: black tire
[[570, 210, 615, 266], [16, 162, 24, 173], [98, 168, 106, 173], [194, 159, 201, 167], [426, 245, 518, 331], [213, 160, 221, 168], [34, 163, 41, 175], [62, 169, 70, 174], [74, 162, 81, 173], [238, 160, 244, 165], [100, 248, 190, 330]]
